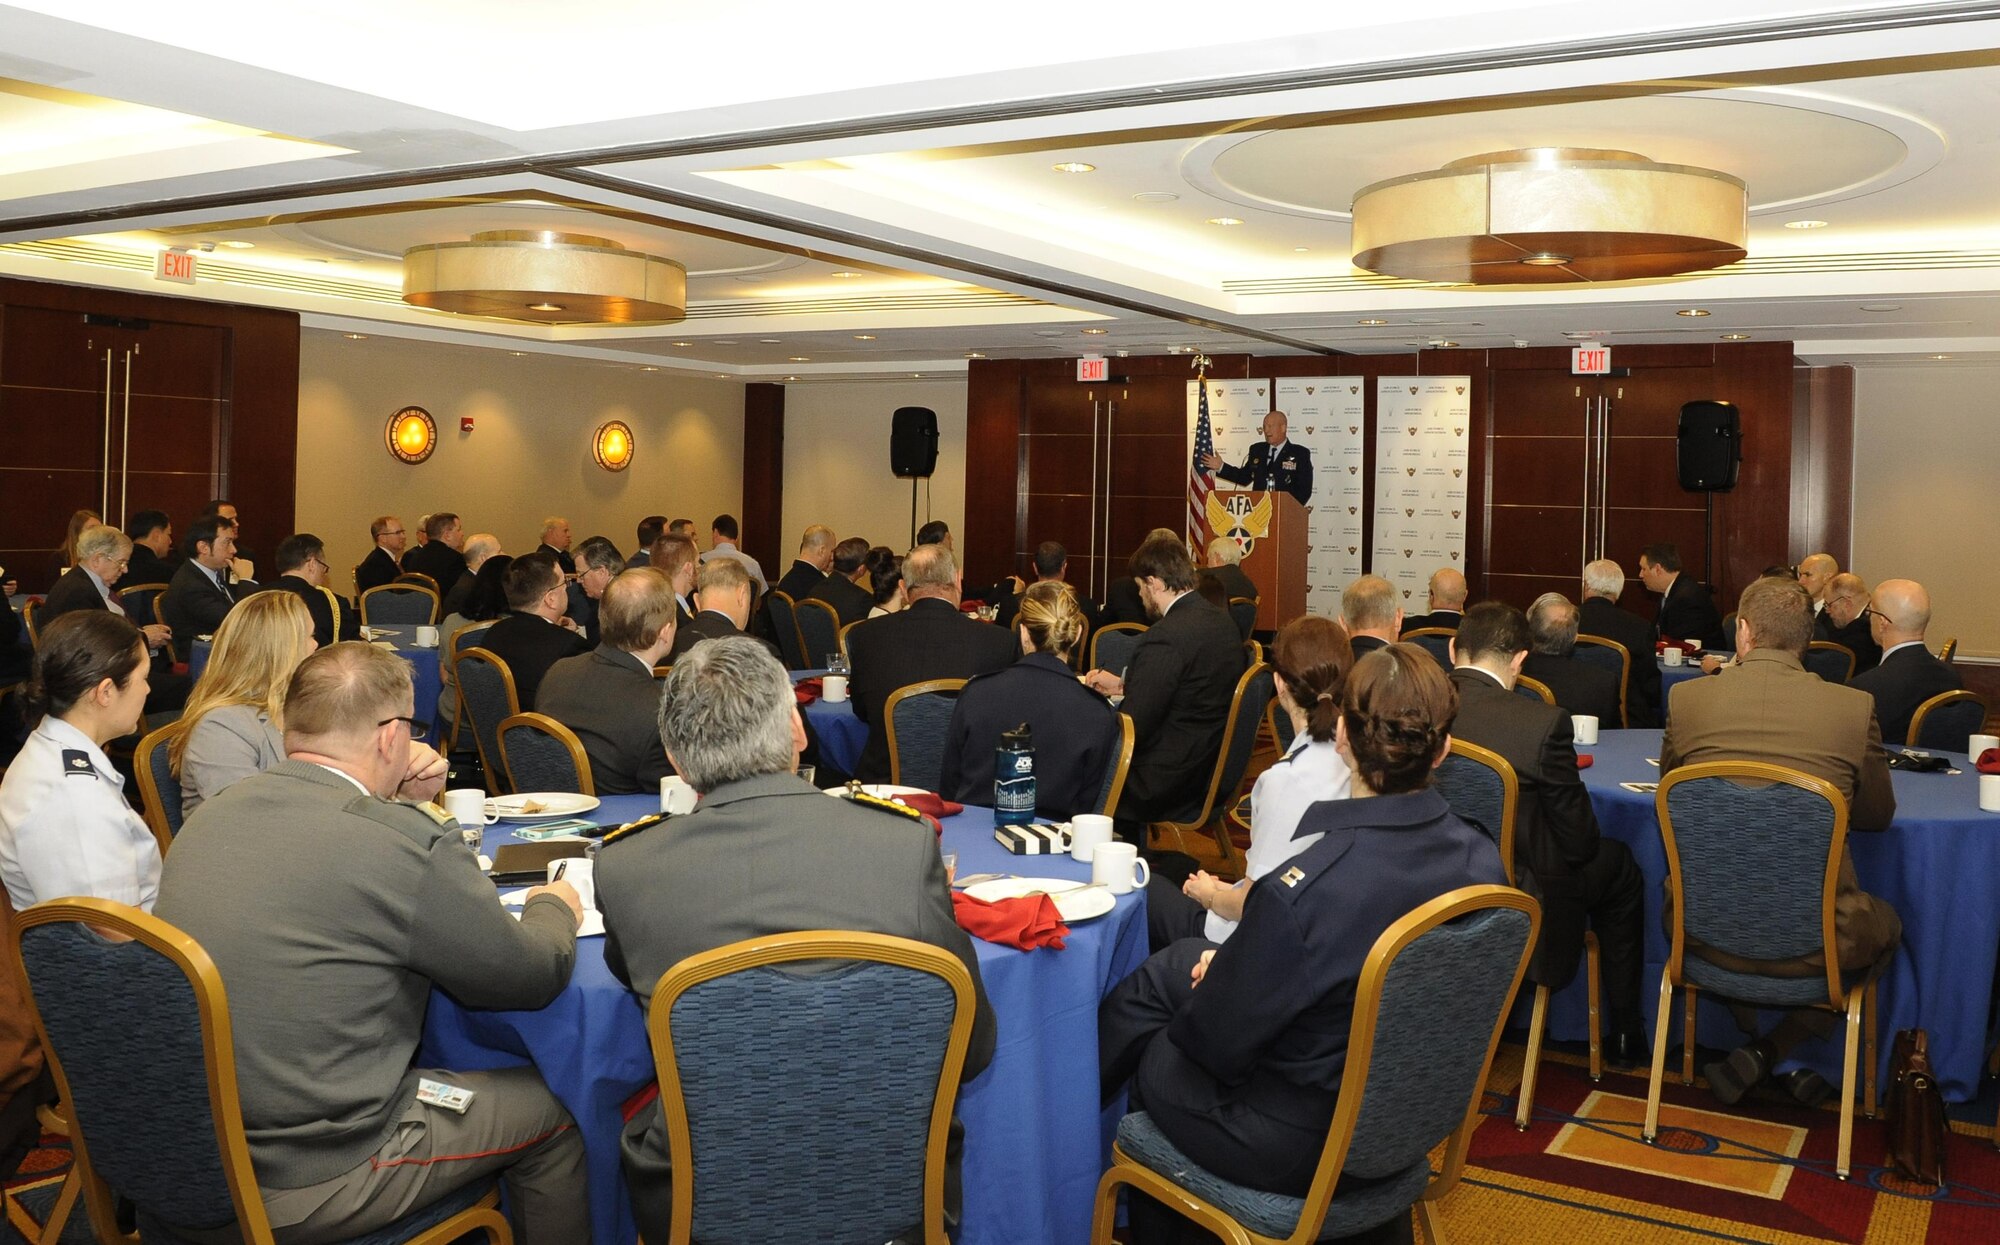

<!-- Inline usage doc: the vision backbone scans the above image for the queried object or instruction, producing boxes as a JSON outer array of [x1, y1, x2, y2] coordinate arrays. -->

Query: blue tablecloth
[[1655, 653, 1730, 710], [420, 793, 1149, 1245], [801, 698, 864, 775], [1548, 728, 2000, 1099], [191, 636, 443, 744]]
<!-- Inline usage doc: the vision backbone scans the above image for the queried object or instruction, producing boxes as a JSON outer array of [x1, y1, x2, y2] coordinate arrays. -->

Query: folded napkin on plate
[[794, 677, 822, 705], [952, 891, 1068, 950], [895, 791, 964, 820], [1575, 754, 1594, 769], [1977, 747, 2000, 774]]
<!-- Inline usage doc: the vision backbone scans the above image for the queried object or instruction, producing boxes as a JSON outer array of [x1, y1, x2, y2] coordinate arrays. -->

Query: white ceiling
[[3, 2, 2000, 377]]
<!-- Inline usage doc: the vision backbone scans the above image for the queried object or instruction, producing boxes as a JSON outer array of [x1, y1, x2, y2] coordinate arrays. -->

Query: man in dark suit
[[116, 509, 178, 590], [1401, 567, 1468, 633], [648, 533, 700, 630], [804, 536, 877, 627], [914, 520, 1019, 606], [668, 557, 777, 661], [847, 544, 1017, 783], [564, 536, 623, 643], [535, 516, 576, 576], [43, 525, 188, 712], [1084, 535, 1246, 845], [1523, 593, 1623, 726], [1662, 576, 1899, 1105], [354, 516, 406, 594], [772, 524, 833, 601], [1339, 573, 1403, 659], [1200, 410, 1313, 505], [1448, 602, 1647, 1065], [539, 570, 677, 795], [439, 533, 501, 621], [1821, 573, 1883, 674], [1579, 558, 1663, 728], [399, 512, 467, 589], [1848, 578, 1961, 745], [1201, 538, 1258, 604], [479, 552, 590, 711], [1798, 553, 1838, 636], [625, 516, 666, 570], [995, 541, 1102, 636], [258, 533, 358, 648], [596, 637, 994, 1244], [159, 515, 243, 660], [1639, 542, 1724, 649]]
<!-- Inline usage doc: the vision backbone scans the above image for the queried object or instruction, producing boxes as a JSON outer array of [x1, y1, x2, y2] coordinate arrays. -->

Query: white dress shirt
[[1205, 731, 1352, 942], [0, 716, 160, 912]]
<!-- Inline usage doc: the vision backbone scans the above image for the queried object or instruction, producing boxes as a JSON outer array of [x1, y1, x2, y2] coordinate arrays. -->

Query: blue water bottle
[[994, 723, 1036, 825]]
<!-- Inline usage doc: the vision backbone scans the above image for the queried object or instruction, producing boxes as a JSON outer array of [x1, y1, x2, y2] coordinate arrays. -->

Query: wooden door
[[1021, 376, 1105, 594], [120, 321, 228, 556], [1599, 365, 1724, 594], [1484, 369, 1594, 608]]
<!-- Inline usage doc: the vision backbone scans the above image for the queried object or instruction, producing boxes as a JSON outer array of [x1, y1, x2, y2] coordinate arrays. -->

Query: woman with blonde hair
[[939, 580, 1119, 817], [170, 589, 316, 816]]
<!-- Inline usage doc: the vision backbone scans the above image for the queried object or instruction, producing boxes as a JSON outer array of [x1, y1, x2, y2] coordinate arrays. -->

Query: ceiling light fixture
[[1206, 216, 1244, 226], [785, 375, 799, 381], [1351, 148, 1746, 284], [507, 350, 526, 356], [1357, 318, 1388, 326], [671, 340, 693, 347], [1858, 304, 1901, 312], [1929, 353, 1951, 360], [403, 231, 686, 325], [853, 334, 877, 340], [1293, 246, 1309, 253], [831, 271, 862, 278], [1784, 219, 1828, 229], [1676, 308, 1710, 317], [965, 352, 987, 359], [219, 240, 255, 250], [788, 356, 810, 362], [1132, 191, 1179, 203], [759, 338, 782, 344], [640, 366, 659, 372], [1052, 161, 1096, 174], [1720, 333, 1752, 340], [1081, 328, 1108, 335], [342, 332, 367, 340]]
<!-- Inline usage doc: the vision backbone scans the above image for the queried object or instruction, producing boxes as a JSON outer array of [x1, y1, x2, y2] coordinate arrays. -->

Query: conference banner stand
[[1370, 377, 1471, 611], [1275, 378, 1366, 619]]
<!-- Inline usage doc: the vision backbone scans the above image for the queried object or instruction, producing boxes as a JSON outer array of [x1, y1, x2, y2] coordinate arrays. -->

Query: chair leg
[[1585, 934, 1603, 1083], [1682, 986, 1698, 1086], [1643, 969, 1674, 1143], [1864, 983, 1878, 1119], [31, 1170, 80, 1245], [1208, 814, 1236, 872], [1837, 989, 1863, 1180], [1417, 1198, 1447, 1245], [1516, 985, 1549, 1130]]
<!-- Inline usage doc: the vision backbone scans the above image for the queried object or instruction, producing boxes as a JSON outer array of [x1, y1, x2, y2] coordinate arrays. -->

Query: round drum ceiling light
[[403, 231, 687, 325], [1350, 148, 1747, 285], [592, 420, 635, 472], [385, 406, 436, 465]]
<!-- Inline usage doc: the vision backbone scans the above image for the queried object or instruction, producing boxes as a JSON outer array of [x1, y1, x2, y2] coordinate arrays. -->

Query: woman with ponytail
[[938, 580, 1119, 817]]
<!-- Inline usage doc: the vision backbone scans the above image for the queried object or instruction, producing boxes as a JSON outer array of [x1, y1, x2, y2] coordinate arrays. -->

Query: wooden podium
[[1237, 490, 1308, 632]]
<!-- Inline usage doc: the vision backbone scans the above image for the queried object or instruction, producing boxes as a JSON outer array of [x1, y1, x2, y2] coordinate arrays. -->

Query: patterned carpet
[[2, 1129, 88, 1245]]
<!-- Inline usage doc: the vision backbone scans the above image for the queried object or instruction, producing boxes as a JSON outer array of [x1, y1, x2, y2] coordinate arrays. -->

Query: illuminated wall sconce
[[386, 405, 436, 464], [593, 420, 635, 472]]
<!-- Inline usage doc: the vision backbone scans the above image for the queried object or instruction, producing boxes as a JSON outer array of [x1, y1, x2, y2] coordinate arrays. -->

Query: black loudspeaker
[[891, 406, 939, 478], [1677, 400, 1741, 492]]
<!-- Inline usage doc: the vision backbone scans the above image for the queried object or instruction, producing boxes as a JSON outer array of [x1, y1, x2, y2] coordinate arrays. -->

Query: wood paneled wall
[[742, 382, 786, 572]]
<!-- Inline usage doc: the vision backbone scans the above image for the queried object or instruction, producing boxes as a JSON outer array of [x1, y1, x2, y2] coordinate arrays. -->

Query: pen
[[552, 862, 568, 883]]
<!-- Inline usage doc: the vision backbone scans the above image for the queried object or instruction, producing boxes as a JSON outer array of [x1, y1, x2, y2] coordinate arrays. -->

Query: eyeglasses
[[376, 714, 422, 731], [308, 556, 329, 571], [382, 530, 406, 538]]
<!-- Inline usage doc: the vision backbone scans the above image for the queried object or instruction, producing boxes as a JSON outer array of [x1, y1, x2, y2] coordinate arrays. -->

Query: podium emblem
[[1205, 491, 1274, 559]]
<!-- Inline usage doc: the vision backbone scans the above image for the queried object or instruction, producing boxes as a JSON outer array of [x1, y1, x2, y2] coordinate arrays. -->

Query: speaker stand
[[909, 475, 920, 549], [1703, 491, 1716, 591]]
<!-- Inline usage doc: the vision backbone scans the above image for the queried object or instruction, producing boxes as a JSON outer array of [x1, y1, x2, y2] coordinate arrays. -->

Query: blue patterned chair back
[[1433, 749, 1512, 863], [1212, 666, 1274, 809], [1227, 598, 1257, 641], [145, 727, 185, 836], [499, 713, 592, 795], [1803, 642, 1855, 684], [1402, 630, 1454, 669], [764, 591, 806, 670], [1909, 692, 1986, 751], [652, 933, 972, 1245], [1570, 641, 1623, 678], [359, 584, 438, 628], [1663, 768, 1838, 972], [886, 682, 964, 790], [1090, 625, 1145, 677], [122, 584, 170, 628], [456, 648, 520, 793], [795, 599, 841, 669], [1092, 713, 1136, 817]]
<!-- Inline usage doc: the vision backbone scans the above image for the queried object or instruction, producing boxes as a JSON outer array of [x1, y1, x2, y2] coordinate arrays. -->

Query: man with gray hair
[[1522, 592, 1622, 725], [158, 642, 587, 1243], [1579, 558, 1662, 728], [439, 531, 502, 620], [596, 636, 995, 1245], [669, 555, 773, 661], [773, 523, 836, 600], [1340, 574, 1402, 657], [1821, 571, 1881, 674], [535, 516, 575, 575], [1203, 536, 1257, 603], [42, 524, 189, 712], [565, 535, 625, 641], [540, 568, 677, 794]]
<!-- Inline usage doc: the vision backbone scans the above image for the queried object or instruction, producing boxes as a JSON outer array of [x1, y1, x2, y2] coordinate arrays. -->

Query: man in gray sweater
[[158, 642, 587, 1244]]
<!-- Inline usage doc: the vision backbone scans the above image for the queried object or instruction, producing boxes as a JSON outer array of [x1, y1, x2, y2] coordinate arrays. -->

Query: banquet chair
[[1243, 638, 1264, 667], [133, 721, 185, 857], [498, 712, 595, 796], [21, 598, 42, 648], [360, 583, 441, 628], [1227, 597, 1258, 641], [1089, 623, 1148, 677], [9, 898, 511, 1245], [1149, 663, 1272, 870], [456, 648, 521, 795], [441, 621, 495, 757], [1643, 762, 1879, 1180], [885, 679, 967, 791], [794, 598, 842, 669], [836, 619, 864, 666], [763, 591, 807, 670], [1571, 636, 1631, 728], [1939, 637, 1958, 664], [1091, 885, 1539, 1245], [393, 571, 440, 596], [1804, 641, 1856, 684], [644, 930, 976, 1245], [119, 582, 170, 629], [1907, 689, 1987, 752], [1513, 676, 1555, 706], [1400, 627, 1456, 670], [1091, 713, 1136, 818], [1433, 740, 1602, 1128]]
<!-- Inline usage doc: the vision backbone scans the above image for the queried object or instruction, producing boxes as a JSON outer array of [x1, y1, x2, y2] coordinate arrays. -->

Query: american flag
[[1187, 376, 1217, 550]]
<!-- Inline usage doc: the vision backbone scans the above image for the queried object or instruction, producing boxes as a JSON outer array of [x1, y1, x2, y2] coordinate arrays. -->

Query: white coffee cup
[[546, 856, 595, 911], [1571, 714, 1599, 746], [660, 775, 698, 815], [442, 788, 498, 827], [416, 624, 440, 648], [822, 674, 849, 703], [1981, 775, 2000, 814], [1091, 841, 1151, 895], [1069, 814, 1115, 862], [1662, 647, 1683, 667], [1967, 733, 1998, 762]]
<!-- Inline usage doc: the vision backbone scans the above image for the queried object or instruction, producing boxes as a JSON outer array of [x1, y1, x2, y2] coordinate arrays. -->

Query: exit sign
[[156, 248, 197, 285], [1571, 345, 1611, 375], [1077, 355, 1108, 383]]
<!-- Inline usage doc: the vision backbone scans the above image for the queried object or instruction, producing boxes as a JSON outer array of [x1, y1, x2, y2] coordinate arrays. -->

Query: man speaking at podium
[[1200, 410, 1313, 506]]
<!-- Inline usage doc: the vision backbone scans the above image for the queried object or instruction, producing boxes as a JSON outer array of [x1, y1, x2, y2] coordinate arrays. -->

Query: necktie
[[107, 586, 126, 617]]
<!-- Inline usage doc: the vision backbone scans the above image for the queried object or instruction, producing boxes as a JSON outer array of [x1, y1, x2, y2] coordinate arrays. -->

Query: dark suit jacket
[[1348, 634, 1389, 658], [354, 546, 400, 594], [1215, 440, 1313, 505], [846, 598, 1019, 783], [537, 645, 671, 795], [803, 573, 874, 628], [994, 580, 1102, 637], [1656, 573, 1724, 649], [564, 582, 600, 643], [938, 652, 1120, 818], [399, 542, 466, 591], [1579, 595, 1663, 728], [1402, 609, 1463, 634], [1849, 642, 1963, 746], [773, 559, 825, 602], [438, 571, 476, 622], [40, 566, 115, 623], [667, 610, 778, 662], [1822, 614, 1882, 675], [1102, 577, 1148, 626], [536, 543, 576, 575], [0, 592, 28, 683], [1522, 652, 1622, 726], [115, 545, 179, 591], [478, 612, 590, 711], [1207, 562, 1258, 604], [159, 560, 241, 659], [1119, 593, 1247, 823], [257, 575, 359, 649]]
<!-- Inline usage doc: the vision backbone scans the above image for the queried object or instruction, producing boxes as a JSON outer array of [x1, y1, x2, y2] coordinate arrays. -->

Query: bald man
[[1201, 410, 1312, 505], [1848, 579, 1962, 745], [1820, 572, 1881, 674], [1404, 568, 1469, 633], [1797, 553, 1838, 635]]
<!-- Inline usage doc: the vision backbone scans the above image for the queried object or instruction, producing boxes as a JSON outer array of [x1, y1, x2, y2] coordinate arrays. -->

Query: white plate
[[823, 784, 929, 799], [486, 793, 601, 822], [963, 876, 1116, 923]]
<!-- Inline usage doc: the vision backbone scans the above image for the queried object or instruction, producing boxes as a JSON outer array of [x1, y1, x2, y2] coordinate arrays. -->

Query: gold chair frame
[[1087, 622, 1149, 673], [1399, 626, 1457, 642], [497, 712, 596, 796], [131, 721, 183, 860], [1643, 762, 1878, 1180], [1906, 688, 1988, 750], [1514, 675, 1556, 706], [1572, 634, 1632, 729], [645, 930, 975, 1245], [884, 678, 968, 788], [117, 582, 171, 628], [1150, 662, 1269, 871], [455, 647, 521, 793], [1939, 637, 1958, 663], [1090, 885, 1540, 1245], [763, 589, 809, 669], [1806, 640, 1857, 683], [440, 621, 495, 756], [21, 598, 42, 648], [1095, 712, 1136, 819], [794, 597, 842, 668], [836, 618, 864, 666], [8, 898, 509, 1245], [393, 571, 441, 595], [359, 582, 441, 628]]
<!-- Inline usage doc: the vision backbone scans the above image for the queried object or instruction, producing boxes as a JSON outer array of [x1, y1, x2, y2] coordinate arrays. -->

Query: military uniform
[[0, 716, 159, 912], [1216, 439, 1314, 506]]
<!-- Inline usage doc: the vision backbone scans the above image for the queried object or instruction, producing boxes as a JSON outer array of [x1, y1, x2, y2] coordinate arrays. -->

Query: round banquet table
[[419, 793, 1148, 1245], [1548, 728, 2000, 1099], [794, 681, 866, 776], [190, 633, 443, 744], [1654, 653, 1730, 712]]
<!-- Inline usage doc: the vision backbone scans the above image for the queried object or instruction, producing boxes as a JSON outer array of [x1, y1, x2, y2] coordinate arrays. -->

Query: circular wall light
[[593, 420, 635, 472], [386, 405, 436, 464]]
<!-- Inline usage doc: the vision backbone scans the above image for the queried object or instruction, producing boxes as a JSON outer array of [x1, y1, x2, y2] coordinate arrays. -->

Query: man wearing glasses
[[1821, 572, 1883, 675], [263, 533, 361, 648], [356, 514, 408, 594]]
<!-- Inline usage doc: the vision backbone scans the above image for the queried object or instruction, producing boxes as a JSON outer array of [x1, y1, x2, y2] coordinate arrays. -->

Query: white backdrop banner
[[1274, 378, 1366, 619], [1371, 376, 1472, 611], [1193, 378, 1269, 470]]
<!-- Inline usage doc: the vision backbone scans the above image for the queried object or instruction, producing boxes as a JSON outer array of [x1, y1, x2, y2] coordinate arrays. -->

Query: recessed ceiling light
[[1081, 328, 1108, 335], [1357, 318, 1388, 326], [1676, 308, 1710, 317], [1293, 247, 1309, 253], [304, 257, 331, 264], [1858, 304, 1902, 312], [640, 366, 659, 372], [1132, 191, 1179, 203], [715, 373, 729, 379], [788, 356, 810, 362], [785, 375, 799, 381], [219, 240, 255, 250], [508, 350, 526, 356], [1206, 217, 1244, 226], [1784, 219, 1828, 230], [1034, 329, 1068, 338], [831, 271, 862, 278], [671, 340, 693, 347], [965, 352, 986, 359], [1520, 252, 1571, 266], [528, 302, 564, 312], [853, 334, 876, 341], [1720, 333, 1752, 341], [759, 338, 782, 344], [1929, 353, 1951, 360], [1052, 161, 1096, 174], [1433, 341, 1460, 348], [912, 373, 922, 378], [342, 332, 367, 340]]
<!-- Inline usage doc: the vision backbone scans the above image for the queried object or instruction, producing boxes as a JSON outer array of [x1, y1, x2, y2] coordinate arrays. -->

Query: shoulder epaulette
[[602, 811, 670, 846], [847, 790, 925, 821]]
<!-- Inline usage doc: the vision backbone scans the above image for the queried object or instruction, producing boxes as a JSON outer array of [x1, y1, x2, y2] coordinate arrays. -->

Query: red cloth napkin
[[952, 891, 1068, 950], [1575, 754, 1594, 769], [1977, 748, 2000, 774], [794, 677, 822, 705], [1655, 639, 1700, 656], [894, 792, 964, 820]]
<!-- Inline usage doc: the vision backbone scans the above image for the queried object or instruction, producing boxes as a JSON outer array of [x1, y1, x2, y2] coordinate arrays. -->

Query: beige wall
[[1853, 364, 2000, 660], [778, 381, 967, 558], [296, 331, 745, 584]]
